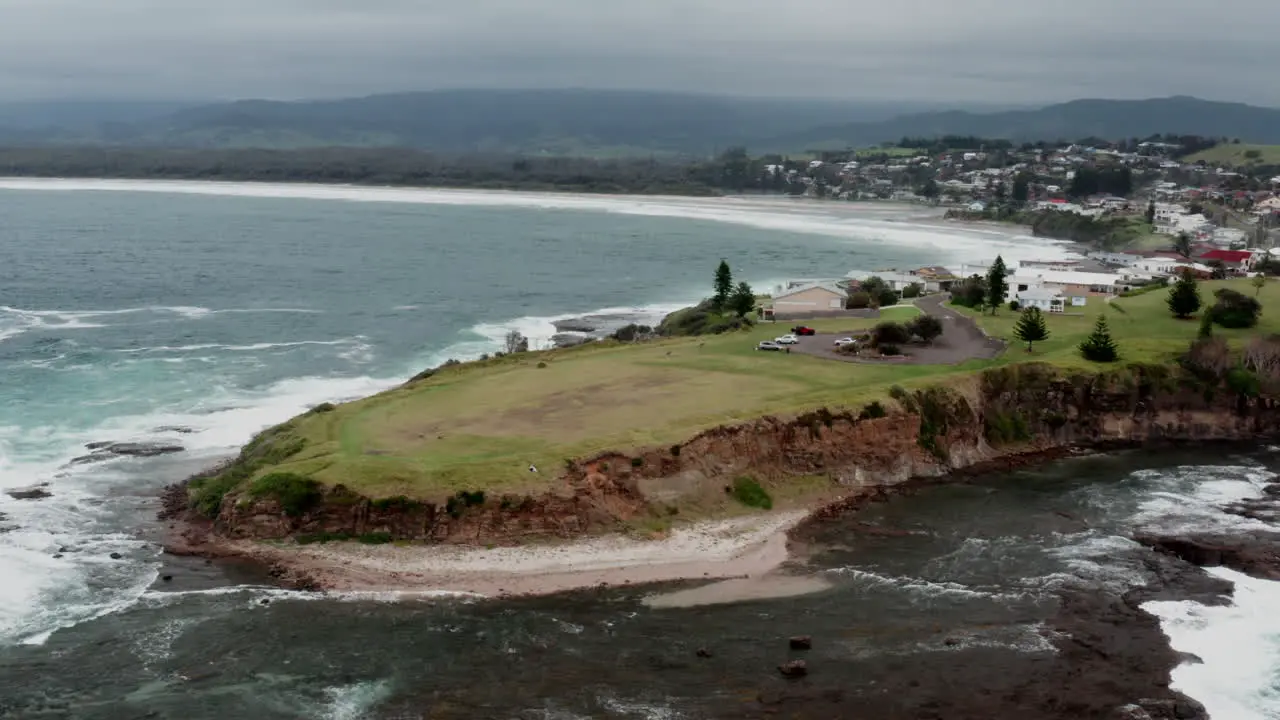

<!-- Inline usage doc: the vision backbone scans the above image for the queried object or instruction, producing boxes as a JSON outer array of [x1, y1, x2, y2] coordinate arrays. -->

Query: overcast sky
[[2, 0, 1277, 105]]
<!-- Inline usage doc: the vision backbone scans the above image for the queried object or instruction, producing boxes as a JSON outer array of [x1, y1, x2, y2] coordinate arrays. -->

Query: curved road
[[789, 294, 1006, 365]]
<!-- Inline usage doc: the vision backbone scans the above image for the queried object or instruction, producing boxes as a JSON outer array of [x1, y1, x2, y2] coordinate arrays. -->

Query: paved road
[[788, 295, 1005, 365]]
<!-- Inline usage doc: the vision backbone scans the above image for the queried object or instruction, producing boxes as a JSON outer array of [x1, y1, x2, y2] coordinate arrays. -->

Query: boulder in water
[[696, 647, 713, 658], [552, 319, 596, 333], [71, 442, 186, 465], [153, 426, 198, 434], [109, 552, 123, 560], [778, 660, 807, 678], [550, 333, 593, 349], [7, 486, 52, 500], [789, 635, 812, 650]]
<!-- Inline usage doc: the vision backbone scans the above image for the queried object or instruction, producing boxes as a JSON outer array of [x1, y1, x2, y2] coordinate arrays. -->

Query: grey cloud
[[0, 0, 1276, 104]]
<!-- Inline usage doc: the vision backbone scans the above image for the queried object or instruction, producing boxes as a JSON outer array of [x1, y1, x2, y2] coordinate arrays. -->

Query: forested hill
[[761, 96, 1280, 151], [0, 90, 911, 157], [1, 92, 1279, 156]]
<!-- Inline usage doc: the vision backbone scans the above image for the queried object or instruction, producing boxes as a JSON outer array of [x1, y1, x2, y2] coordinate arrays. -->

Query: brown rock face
[[200, 363, 1280, 546]]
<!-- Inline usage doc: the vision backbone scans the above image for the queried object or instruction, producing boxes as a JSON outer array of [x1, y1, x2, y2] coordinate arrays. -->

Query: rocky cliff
[[193, 362, 1280, 545]]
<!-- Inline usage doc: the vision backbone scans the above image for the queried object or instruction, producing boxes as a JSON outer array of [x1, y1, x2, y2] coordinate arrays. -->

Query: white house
[[772, 282, 846, 312], [1015, 287, 1067, 313], [1007, 269, 1126, 301]]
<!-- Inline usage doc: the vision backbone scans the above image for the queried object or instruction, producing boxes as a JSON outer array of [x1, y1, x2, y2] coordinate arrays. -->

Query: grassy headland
[[190, 280, 1278, 513]]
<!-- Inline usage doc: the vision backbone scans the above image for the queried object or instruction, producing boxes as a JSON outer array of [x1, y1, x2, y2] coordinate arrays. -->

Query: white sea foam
[[1129, 464, 1277, 534], [0, 369, 401, 645], [1144, 567, 1280, 720], [826, 567, 1033, 603], [115, 338, 366, 354], [0, 304, 321, 345], [320, 679, 394, 720]]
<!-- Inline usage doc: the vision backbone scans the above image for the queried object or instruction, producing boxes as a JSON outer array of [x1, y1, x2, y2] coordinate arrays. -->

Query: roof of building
[[774, 282, 845, 300], [1016, 287, 1063, 301], [1199, 250, 1253, 263], [1014, 269, 1125, 287]]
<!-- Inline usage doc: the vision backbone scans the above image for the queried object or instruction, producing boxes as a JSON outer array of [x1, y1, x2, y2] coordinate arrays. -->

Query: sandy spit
[[220, 511, 813, 599]]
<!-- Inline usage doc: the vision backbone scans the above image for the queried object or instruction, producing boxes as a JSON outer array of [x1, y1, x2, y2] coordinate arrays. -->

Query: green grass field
[[248, 282, 1278, 500], [955, 279, 1280, 367], [1183, 143, 1280, 167]]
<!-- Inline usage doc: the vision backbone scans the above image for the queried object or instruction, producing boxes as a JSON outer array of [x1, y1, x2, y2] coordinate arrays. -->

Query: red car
[[791, 326, 816, 336]]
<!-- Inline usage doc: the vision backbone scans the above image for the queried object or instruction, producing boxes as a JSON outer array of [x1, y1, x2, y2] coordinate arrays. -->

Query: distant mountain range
[[0, 91, 1277, 156]]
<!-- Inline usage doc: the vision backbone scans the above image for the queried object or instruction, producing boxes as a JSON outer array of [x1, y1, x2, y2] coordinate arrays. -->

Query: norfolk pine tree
[[1079, 315, 1119, 362], [1013, 306, 1049, 352], [713, 260, 733, 309], [985, 255, 1009, 315]]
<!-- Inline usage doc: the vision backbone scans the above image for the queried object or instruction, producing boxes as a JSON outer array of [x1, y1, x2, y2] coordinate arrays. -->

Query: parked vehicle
[[757, 341, 783, 351], [775, 334, 800, 345], [833, 337, 858, 347], [791, 326, 816, 336]]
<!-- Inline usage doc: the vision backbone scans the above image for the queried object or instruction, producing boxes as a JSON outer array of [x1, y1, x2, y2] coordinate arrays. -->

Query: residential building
[[772, 283, 847, 312], [1015, 287, 1068, 313]]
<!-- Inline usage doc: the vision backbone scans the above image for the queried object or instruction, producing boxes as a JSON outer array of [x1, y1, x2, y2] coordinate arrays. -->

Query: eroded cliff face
[[210, 363, 1280, 544]]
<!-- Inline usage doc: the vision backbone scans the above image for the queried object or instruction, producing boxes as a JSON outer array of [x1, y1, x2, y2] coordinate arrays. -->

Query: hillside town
[[768, 245, 1277, 320], [761, 136, 1280, 251]]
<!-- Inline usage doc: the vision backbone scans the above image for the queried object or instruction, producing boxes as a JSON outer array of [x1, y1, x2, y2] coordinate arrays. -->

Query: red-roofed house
[[1198, 249, 1255, 272]]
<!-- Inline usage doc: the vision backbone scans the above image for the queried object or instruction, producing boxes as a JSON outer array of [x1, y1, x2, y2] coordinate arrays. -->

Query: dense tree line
[[0, 146, 785, 196]]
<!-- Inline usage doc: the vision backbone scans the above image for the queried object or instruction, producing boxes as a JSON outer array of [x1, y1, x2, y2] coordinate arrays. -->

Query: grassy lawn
[[1183, 143, 1280, 167], [953, 279, 1280, 368], [266, 304, 967, 499], [256, 283, 1277, 500]]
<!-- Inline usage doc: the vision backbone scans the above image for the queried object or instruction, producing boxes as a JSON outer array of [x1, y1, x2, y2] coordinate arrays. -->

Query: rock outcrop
[[73, 441, 186, 464]]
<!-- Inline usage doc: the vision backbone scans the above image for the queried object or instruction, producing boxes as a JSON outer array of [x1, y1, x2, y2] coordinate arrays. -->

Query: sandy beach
[[203, 510, 822, 601]]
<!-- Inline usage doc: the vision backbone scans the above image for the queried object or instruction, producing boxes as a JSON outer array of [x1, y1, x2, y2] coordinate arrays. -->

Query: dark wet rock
[[52, 554, 63, 559], [7, 486, 52, 500], [153, 426, 198, 434], [1135, 532, 1280, 581], [109, 552, 123, 560], [161, 575, 173, 582], [259, 598, 271, 606], [57, 546, 69, 553], [789, 636, 812, 650], [1262, 483, 1280, 496], [552, 320, 596, 333], [550, 333, 593, 349], [943, 637, 961, 647], [778, 660, 808, 678], [696, 647, 713, 658], [1176, 651, 1204, 665], [73, 441, 186, 465]]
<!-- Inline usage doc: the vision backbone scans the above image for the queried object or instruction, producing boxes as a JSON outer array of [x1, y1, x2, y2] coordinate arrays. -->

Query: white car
[[775, 334, 800, 345], [833, 337, 858, 347], [757, 341, 783, 351]]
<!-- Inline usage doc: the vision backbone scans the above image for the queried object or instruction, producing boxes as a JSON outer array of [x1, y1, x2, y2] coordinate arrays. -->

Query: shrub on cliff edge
[[248, 472, 324, 517], [730, 476, 773, 510]]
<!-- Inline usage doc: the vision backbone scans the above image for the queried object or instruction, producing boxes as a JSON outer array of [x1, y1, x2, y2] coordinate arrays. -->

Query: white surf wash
[[1130, 464, 1280, 718], [0, 178, 1079, 266]]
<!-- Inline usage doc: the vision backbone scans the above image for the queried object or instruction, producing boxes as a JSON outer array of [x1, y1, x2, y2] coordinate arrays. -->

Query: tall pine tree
[[713, 260, 733, 309], [1167, 269, 1202, 319], [1079, 315, 1119, 362], [1013, 306, 1049, 352], [985, 256, 1009, 315]]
